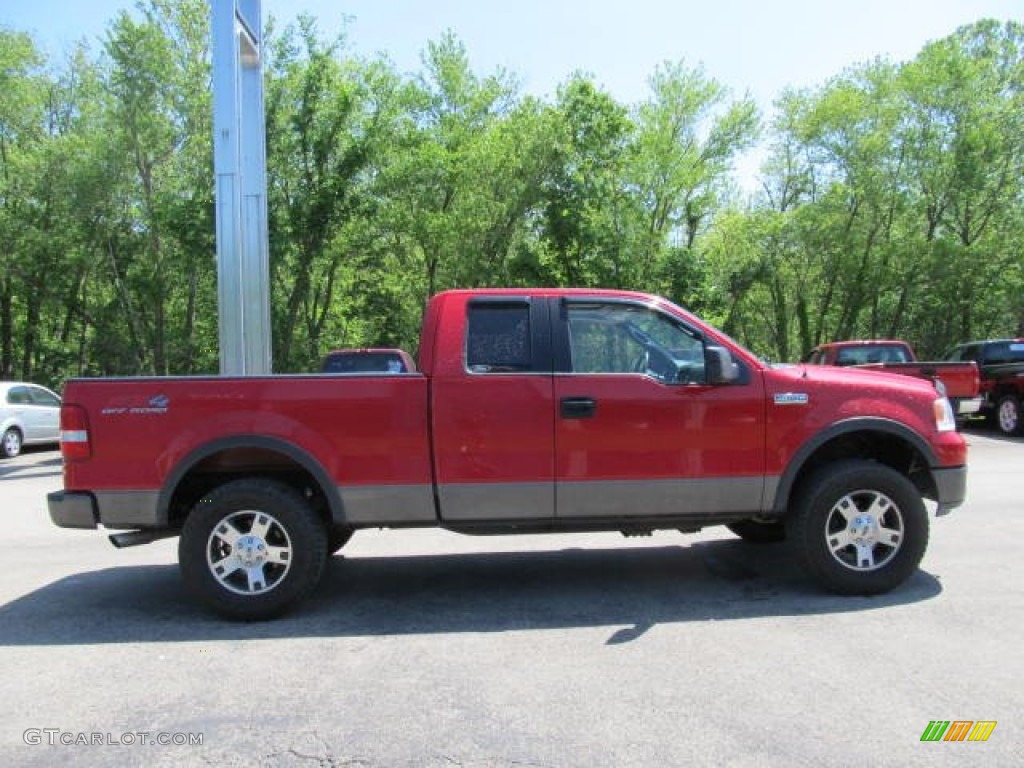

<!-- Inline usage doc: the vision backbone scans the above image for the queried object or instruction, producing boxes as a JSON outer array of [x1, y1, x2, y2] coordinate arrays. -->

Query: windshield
[[835, 345, 912, 365], [983, 341, 1024, 365]]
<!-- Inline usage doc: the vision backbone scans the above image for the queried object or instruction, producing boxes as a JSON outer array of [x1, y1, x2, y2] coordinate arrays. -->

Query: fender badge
[[774, 392, 809, 405]]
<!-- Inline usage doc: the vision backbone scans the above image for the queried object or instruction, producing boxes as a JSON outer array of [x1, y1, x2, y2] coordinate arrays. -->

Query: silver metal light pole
[[212, 0, 272, 375]]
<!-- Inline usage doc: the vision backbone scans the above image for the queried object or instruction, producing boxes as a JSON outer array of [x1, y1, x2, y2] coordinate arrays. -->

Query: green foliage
[[0, 11, 1022, 387], [729, 19, 1024, 360]]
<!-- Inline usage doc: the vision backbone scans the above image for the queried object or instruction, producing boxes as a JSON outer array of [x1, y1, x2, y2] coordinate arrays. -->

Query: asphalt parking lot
[[1, 428, 1021, 767]]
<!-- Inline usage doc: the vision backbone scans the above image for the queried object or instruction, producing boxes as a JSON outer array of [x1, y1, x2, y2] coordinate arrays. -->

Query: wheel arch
[[159, 435, 343, 529], [771, 418, 939, 517]]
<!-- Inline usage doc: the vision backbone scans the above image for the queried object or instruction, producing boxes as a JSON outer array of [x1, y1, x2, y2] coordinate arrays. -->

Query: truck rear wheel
[[179, 478, 327, 620], [790, 460, 928, 595], [996, 394, 1022, 436]]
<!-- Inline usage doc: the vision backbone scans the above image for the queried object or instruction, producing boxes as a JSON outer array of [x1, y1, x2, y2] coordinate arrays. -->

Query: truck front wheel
[[790, 460, 928, 595], [179, 478, 328, 620]]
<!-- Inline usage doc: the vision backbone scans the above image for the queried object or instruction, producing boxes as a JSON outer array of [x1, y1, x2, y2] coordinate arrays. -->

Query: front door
[[552, 299, 765, 519]]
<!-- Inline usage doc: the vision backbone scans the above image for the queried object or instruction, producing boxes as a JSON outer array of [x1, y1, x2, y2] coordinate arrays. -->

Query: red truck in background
[[49, 289, 967, 619], [802, 340, 982, 420], [945, 338, 1024, 435]]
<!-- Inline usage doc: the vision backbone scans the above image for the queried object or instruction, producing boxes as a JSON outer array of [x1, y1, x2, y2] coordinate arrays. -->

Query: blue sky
[[4, 0, 1019, 105], [2, 0, 1020, 186]]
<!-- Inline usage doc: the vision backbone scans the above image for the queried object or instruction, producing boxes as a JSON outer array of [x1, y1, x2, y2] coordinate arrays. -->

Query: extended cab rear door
[[551, 297, 766, 519], [431, 297, 556, 521]]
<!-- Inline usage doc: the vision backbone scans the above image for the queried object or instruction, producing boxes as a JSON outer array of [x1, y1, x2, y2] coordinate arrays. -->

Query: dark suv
[[945, 338, 1024, 435]]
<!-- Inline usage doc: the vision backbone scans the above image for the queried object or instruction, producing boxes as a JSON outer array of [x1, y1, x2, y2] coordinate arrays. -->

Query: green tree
[[630, 60, 759, 296], [99, 0, 215, 375], [537, 75, 640, 287]]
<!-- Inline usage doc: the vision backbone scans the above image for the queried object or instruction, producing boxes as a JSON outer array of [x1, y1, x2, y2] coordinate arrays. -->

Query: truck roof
[[420, 288, 688, 375], [815, 340, 913, 349], [431, 287, 660, 301]]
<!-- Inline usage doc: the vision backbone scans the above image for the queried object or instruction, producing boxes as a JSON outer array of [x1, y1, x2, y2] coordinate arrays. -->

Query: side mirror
[[706, 346, 741, 385]]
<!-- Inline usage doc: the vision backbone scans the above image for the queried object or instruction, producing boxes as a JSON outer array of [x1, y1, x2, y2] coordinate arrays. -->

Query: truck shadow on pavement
[[960, 422, 1023, 443], [0, 455, 63, 480], [0, 539, 942, 647]]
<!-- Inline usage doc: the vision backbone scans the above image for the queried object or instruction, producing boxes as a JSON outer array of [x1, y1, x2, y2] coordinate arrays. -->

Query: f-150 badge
[[774, 392, 809, 405]]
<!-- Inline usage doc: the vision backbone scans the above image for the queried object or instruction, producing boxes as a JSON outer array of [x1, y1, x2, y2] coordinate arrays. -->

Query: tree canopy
[[1, 3, 1021, 386]]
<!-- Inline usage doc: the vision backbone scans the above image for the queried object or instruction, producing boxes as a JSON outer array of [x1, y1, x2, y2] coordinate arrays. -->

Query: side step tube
[[108, 529, 178, 548]]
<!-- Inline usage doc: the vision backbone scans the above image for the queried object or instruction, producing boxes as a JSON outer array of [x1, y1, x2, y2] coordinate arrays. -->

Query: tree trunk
[[0, 277, 12, 379]]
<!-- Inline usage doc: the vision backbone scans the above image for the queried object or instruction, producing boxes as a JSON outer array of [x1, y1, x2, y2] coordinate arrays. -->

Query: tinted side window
[[466, 304, 532, 372], [567, 313, 639, 374], [984, 342, 1024, 365], [7, 386, 29, 405], [566, 303, 706, 384], [323, 354, 407, 373], [28, 387, 60, 406]]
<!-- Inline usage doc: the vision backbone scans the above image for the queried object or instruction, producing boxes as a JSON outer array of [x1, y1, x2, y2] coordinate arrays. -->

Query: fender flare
[[157, 435, 343, 523], [770, 417, 938, 514]]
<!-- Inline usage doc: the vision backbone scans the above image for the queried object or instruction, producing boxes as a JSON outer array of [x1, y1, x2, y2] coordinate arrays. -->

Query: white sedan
[[1, 381, 61, 458]]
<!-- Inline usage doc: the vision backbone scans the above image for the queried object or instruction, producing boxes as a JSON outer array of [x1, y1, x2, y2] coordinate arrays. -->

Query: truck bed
[[59, 374, 435, 528], [854, 360, 980, 400]]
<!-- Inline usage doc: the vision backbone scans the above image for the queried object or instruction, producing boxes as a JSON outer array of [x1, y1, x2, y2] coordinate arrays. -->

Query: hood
[[764, 364, 942, 428]]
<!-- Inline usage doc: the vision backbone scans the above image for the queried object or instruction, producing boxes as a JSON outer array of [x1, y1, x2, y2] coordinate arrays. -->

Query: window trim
[[27, 386, 61, 406], [553, 297, 708, 380]]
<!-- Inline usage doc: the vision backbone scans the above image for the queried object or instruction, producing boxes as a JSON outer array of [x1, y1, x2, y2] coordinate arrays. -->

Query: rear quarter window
[[466, 304, 532, 372]]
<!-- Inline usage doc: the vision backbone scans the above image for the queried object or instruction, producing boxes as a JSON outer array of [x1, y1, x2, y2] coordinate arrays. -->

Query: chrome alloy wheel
[[3, 428, 21, 458], [997, 396, 1020, 435], [206, 510, 293, 595], [824, 489, 904, 571]]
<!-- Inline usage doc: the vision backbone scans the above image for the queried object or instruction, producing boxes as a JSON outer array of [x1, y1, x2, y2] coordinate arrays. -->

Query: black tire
[[790, 460, 928, 596], [327, 526, 353, 555], [2, 427, 22, 459], [727, 519, 786, 543], [179, 478, 328, 620], [996, 394, 1023, 436]]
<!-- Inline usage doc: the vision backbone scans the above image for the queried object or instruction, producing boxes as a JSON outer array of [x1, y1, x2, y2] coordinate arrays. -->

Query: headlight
[[933, 397, 956, 433]]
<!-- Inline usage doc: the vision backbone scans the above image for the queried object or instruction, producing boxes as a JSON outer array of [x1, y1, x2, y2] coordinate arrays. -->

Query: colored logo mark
[[920, 721, 997, 742]]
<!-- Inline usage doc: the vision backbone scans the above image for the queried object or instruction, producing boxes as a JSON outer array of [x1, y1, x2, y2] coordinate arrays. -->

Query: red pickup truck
[[49, 289, 967, 619], [802, 340, 982, 420]]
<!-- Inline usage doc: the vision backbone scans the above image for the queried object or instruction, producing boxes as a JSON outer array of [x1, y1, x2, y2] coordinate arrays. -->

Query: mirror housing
[[706, 346, 741, 385]]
